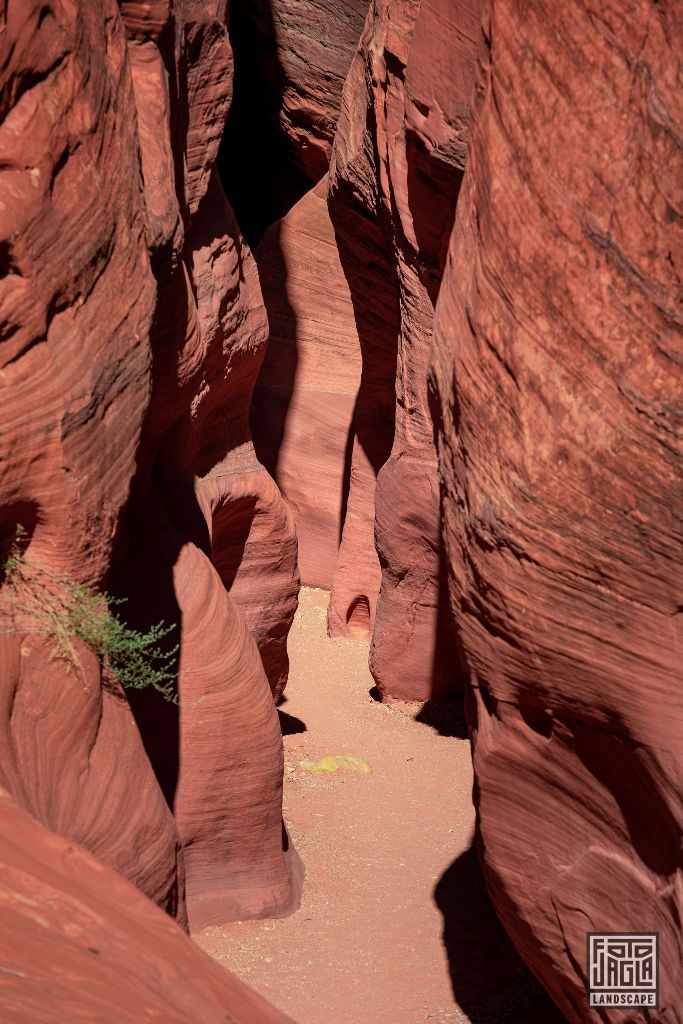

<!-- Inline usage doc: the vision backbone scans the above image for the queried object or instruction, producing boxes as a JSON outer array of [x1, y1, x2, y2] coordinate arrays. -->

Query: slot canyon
[[0, 1, 680, 1023]]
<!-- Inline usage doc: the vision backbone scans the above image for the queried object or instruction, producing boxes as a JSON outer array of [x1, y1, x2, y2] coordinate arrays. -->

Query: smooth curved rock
[[219, 0, 367, 243], [432, 0, 683, 1018], [252, 177, 361, 593], [0, 632, 185, 921], [0, 787, 295, 1024], [249, 169, 383, 640], [328, 0, 484, 696], [172, 541, 303, 930], [0, 0, 184, 920], [200, 457, 299, 700], [184, 170, 300, 701], [326, 426, 383, 640]]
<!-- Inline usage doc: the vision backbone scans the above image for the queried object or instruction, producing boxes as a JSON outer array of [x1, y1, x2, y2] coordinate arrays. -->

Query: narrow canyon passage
[[0, 3, 679, 1022], [196, 589, 562, 1024]]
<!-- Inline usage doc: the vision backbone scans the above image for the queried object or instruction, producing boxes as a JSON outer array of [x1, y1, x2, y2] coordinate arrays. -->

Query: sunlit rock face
[[251, 177, 362, 593], [325, 0, 485, 699], [0, 787, 296, 1024], [431, 0, 683, 1018], [0, 0, 302, 947]]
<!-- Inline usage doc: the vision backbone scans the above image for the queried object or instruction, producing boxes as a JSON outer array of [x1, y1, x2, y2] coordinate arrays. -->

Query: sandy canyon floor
[[196, 588, 563, 1024]]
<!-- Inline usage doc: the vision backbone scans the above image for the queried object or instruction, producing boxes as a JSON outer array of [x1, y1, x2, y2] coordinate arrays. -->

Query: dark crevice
[[217, 1, 315, 247]]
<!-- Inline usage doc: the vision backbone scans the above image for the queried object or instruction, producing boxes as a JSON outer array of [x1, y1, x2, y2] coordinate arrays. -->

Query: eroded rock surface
[[432, 0, 683, 1018], [0, 787, 294, 1024], [327, 0, 485, 697], [252, 178, 361, 592], [0, 0, 184, 921], [0, 0, 301, 946], [254, 0, 485, 670], [232, 0, 368, 183]]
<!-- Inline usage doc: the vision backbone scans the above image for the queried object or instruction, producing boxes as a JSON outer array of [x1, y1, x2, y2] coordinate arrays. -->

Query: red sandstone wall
[[431, 0, 683, 1018], [0, 787, 295, 1023], [0, 0, 184, 921], [220, 0, 368, 243], [0, 0, 302, 949], [326, 0, 485, 697], [231, 0, 368, 183]]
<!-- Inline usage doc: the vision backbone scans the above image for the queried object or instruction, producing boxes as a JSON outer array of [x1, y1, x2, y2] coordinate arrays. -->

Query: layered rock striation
[[0, 0, 184, 922], [324, 0, 485, 697], [2, 1, 681, 1022], [0, 0, 302, 956], [253, 0, 486, 699], [432, 0, 683, 1018]]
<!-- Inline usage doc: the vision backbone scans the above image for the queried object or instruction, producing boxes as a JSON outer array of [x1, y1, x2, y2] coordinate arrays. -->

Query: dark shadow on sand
[[415, 695, 468, 739], [435, 843, 567, 1024], [278, 708, 307, 736]]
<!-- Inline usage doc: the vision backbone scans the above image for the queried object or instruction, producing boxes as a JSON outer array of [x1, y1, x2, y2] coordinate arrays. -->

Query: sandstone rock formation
[[219, 0, 367, 242], [326, 0, 485, 698], [111, 0, 303, 930], [0, 632, 185, 923], [431, 0, 683, 1019], [0, 786, 294, 1023], [0, 0, 184, 921], [252, 177, 362, 592], [0, 0, 301, 946], [2, 0, 681, 1021]]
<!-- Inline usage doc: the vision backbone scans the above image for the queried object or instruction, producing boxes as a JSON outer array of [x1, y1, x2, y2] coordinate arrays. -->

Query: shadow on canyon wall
[[435, 843, 568, 1024], [219, 2, 302, 496], [106, 283, 189, 812], [330, 210, 400, 552], [217, 1, 312, 249], [249, 221, 299, 490]]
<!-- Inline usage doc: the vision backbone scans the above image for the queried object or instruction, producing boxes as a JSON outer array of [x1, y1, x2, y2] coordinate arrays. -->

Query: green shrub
[[2, 522, 27, 575], [2, 527, 178, 703], [67, 584, 178, 702]]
